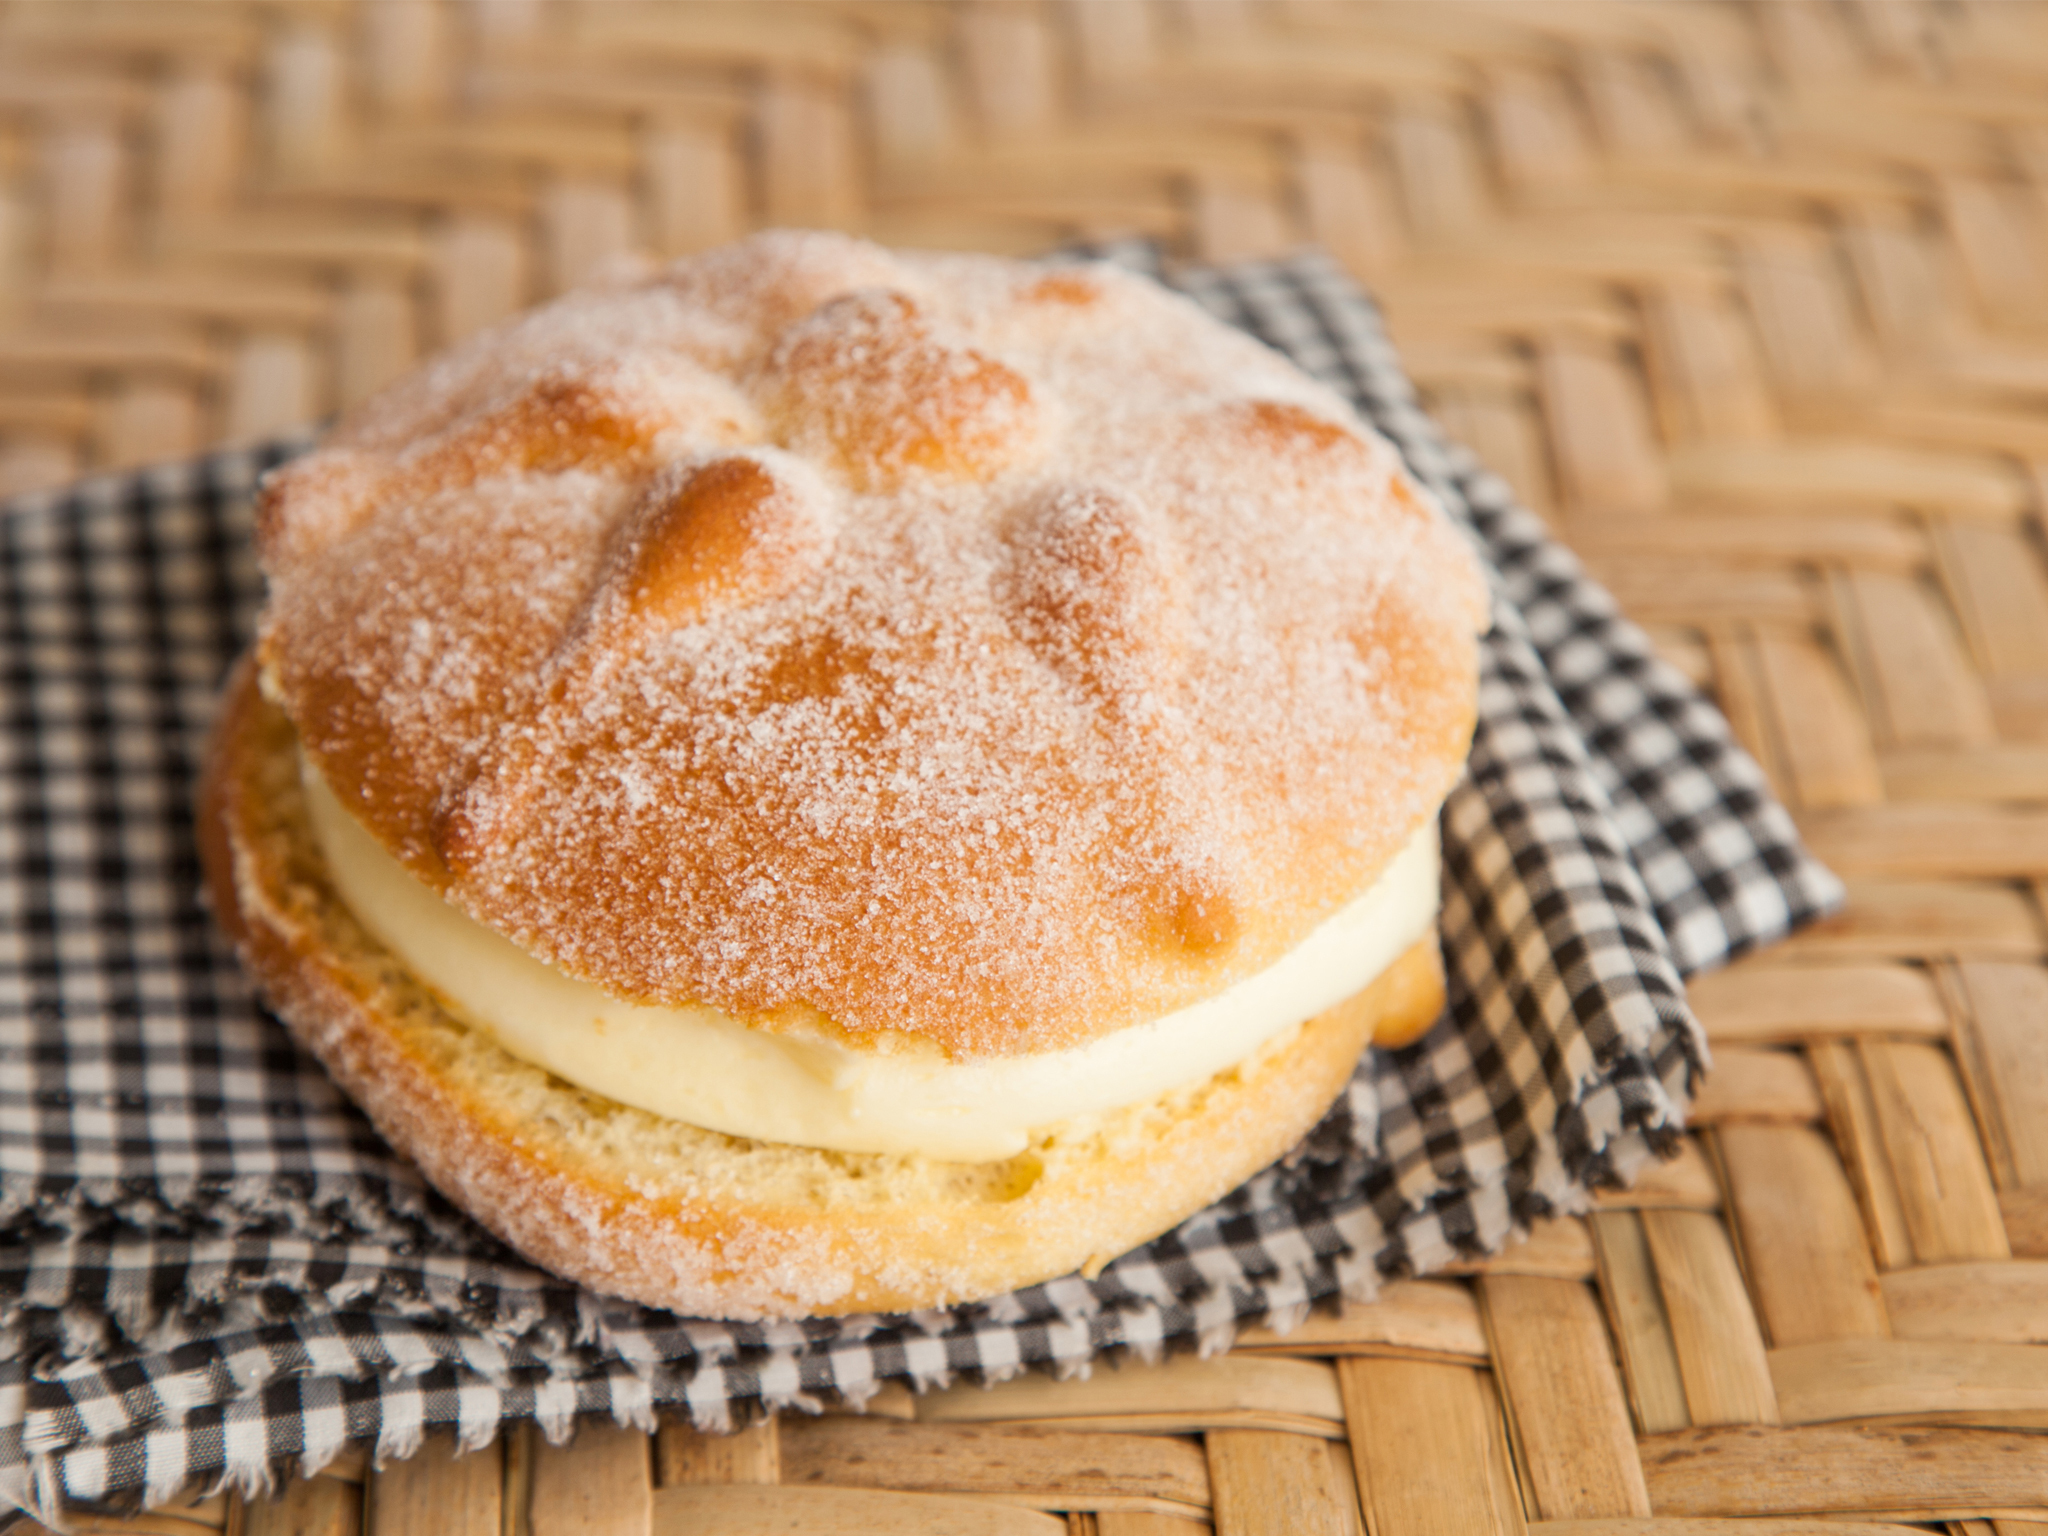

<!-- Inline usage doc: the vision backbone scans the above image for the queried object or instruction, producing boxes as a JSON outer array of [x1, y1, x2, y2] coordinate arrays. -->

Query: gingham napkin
[[0, 248, 1840, 1518]]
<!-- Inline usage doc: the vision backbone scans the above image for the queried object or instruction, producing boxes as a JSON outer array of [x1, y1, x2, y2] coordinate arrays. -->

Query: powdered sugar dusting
[[258, 230, 1487, 1060]]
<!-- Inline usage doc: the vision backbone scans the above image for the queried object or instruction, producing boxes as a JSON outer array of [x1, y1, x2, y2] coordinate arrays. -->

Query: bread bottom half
[[200, 658, 1446, 1319]]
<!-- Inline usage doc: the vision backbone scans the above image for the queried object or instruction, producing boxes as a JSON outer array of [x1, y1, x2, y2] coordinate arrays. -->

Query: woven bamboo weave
[[9, 0, 2048, 1531]]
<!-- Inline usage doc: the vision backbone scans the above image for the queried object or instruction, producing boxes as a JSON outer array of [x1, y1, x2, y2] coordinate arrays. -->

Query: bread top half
[[255, 230, 1488, 1062]]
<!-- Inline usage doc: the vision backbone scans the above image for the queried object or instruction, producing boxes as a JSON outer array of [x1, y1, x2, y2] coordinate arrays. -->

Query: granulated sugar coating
[[257, 231, 1488, 1061]]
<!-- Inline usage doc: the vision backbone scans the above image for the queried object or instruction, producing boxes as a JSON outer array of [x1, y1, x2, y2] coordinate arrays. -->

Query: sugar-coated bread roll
[[202, 231, 1487, 1318]]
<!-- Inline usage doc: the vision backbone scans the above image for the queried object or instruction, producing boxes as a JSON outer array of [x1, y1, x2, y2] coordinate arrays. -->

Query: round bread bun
[[214, 230, 1486, 1317], [203, 657, 1445, 1318]]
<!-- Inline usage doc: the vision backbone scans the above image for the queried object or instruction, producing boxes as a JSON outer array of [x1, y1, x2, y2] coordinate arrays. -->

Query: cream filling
[[302, 757, 1437, 1162]]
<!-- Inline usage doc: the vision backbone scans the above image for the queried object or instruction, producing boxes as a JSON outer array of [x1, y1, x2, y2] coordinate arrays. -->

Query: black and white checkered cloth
[[0, 249, 1840, 1519]]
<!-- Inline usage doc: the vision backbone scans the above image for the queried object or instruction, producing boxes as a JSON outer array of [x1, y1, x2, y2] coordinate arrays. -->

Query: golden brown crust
[[254, 231, 1486, 1063], [202, 660, 1444, 1319]]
